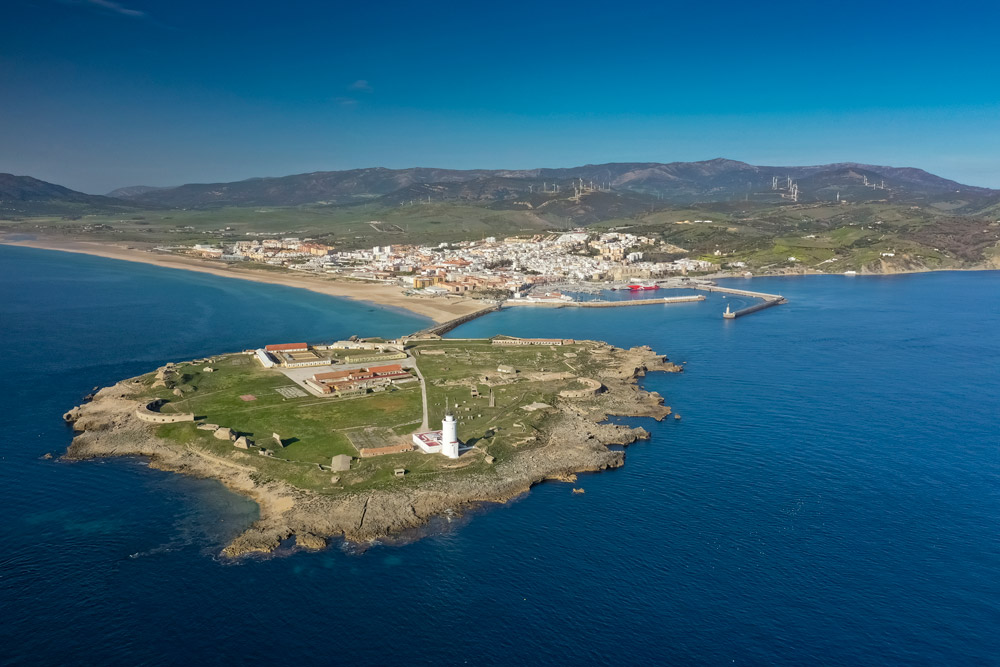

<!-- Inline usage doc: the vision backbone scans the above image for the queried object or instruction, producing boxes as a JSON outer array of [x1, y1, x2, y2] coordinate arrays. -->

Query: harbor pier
[[689, 285, 785, 300], [722, 298, 787, 319], [410, 304, 501, 337], [505, 295, 705, 309], [665, 284, 788, 319]]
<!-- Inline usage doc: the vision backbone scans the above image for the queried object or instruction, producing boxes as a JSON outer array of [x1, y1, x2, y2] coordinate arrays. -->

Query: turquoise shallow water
[[1, 244, 999, 665]]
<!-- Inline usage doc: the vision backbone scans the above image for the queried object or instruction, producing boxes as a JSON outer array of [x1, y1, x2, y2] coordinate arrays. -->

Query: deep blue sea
[[1, 244, 999, 665]]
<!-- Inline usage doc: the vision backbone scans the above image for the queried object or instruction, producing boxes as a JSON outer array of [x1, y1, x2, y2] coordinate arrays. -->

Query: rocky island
[[63, 335, 681, 557]]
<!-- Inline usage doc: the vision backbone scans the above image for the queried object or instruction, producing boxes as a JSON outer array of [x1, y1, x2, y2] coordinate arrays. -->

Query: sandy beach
[[0, 238, 488, 323]]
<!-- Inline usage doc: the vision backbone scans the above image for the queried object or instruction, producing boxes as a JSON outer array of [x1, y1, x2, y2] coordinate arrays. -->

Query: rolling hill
[[4, 161, 999, 273], [0, 174, 141, 216], [4, 160, 998, 233], [109, 159, 999, 213]]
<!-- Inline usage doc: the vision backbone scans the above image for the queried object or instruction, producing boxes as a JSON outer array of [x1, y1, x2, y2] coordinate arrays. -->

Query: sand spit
[[63, 346, 679, 558], [0, 239, 484, 324]]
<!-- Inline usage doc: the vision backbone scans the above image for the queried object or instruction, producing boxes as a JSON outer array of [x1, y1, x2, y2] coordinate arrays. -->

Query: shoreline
[[707, 265, 1000, 281], [62, 345, 680, 557], [0, 238, 487, 324]]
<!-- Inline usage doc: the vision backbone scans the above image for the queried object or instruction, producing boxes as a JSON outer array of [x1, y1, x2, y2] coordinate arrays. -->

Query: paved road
[[409, 355, 430, 431]]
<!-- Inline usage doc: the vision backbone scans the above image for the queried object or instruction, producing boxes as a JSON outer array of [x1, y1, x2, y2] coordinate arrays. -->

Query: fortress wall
[[135, 401, 195, 424], [559, 377, 604, 398]]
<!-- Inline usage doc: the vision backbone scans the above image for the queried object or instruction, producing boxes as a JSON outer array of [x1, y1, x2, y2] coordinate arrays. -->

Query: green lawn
[[134, 339, 633, 493], [409, 340, 593, 460], [0, 201, 569, 251], [160, 354, 422, 465]]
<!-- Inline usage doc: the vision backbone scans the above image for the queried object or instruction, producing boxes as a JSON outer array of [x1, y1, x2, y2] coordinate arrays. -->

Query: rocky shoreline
[[63, 345, 680, 558]]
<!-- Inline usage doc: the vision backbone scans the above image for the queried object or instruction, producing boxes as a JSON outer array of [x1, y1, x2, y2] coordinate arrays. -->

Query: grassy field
[[0, 201, 570, 250], [598, 200, 986, 272], [133, 338, 625, 495], [155, 354, 422, 466], [5, 194, 995, 272], [409, 339, 607, 461], [5, 175, 999, 276]]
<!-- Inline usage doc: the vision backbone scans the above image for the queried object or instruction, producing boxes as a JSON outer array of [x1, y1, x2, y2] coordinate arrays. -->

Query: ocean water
[[1, 244, 999, 665]]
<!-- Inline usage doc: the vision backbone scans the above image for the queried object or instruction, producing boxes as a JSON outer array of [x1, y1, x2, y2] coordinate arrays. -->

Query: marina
[[526, 279, 788, 319]]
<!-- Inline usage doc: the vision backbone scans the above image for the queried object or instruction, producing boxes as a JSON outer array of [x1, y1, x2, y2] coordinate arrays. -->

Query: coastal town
[[171, 226, 787, 320], [182, 229, 725, 297]]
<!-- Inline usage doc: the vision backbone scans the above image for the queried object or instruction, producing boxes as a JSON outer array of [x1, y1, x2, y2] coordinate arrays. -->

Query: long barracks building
[[304, 364, 414, 396], [491, 337, 575, 346]]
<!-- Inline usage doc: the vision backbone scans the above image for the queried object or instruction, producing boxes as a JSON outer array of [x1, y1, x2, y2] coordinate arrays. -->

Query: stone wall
[[358, 443, 413, 458], [135, 400, 195, 424], [559, 377, 604, 398]]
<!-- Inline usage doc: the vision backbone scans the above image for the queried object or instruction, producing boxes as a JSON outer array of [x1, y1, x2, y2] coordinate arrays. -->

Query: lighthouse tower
[[441, 402, 460, 459]]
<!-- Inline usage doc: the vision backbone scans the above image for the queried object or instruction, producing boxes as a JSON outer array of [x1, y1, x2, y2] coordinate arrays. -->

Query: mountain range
[[0, 173, 138, 216], [2, 159, 998, 218]]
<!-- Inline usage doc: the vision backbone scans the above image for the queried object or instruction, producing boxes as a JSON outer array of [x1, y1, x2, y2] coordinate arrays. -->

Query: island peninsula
[[63, 335, 681, 556]]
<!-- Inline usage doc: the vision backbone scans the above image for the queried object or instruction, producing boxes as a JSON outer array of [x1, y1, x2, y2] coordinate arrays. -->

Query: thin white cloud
[[64, 0, 146, 18], [348, 79, 373, 93], [335, 97, 359, 108]]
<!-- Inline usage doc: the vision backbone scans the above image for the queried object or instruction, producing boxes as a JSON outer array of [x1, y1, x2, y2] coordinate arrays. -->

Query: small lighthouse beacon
[[441, 400, 460, 459]]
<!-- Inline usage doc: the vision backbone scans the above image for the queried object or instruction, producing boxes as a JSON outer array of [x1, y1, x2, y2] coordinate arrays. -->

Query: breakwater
[[684, 285, 788, 319], [410, 304, 501, 337], [689, 285, 786, 300], [723, 298, 786, 319], [506, 295, 705, 308]]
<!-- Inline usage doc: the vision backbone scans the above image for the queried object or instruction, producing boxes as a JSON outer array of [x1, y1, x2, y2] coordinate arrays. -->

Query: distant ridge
[[0, 174, 140, 216], [106, 185, 167, 199], [4, 159, 998, 217], [110, 159, 998, 211]]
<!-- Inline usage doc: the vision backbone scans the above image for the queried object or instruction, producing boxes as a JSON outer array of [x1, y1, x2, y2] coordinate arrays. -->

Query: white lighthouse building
[[411, 400, 462, 458], [441, 408, 460, 459]]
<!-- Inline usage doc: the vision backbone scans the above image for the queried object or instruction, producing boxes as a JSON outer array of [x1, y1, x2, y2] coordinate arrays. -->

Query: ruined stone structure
[[558, 377, 604, 398], [134, 400, 195, 424], [358, 443, 413, 458]]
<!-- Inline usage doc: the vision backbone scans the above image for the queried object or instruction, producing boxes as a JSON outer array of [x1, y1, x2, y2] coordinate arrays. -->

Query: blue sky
[[2, 0, 999, 193]]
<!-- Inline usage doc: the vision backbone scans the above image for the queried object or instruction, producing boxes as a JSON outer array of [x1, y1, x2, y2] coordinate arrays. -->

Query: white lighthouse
[[441, 403, 460, 459]]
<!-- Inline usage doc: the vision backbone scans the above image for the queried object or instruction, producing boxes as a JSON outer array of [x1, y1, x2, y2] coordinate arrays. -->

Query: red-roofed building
[[313, 369, 355, 382], [306, 364, 413, 397], [367, 364, 405, 376]]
